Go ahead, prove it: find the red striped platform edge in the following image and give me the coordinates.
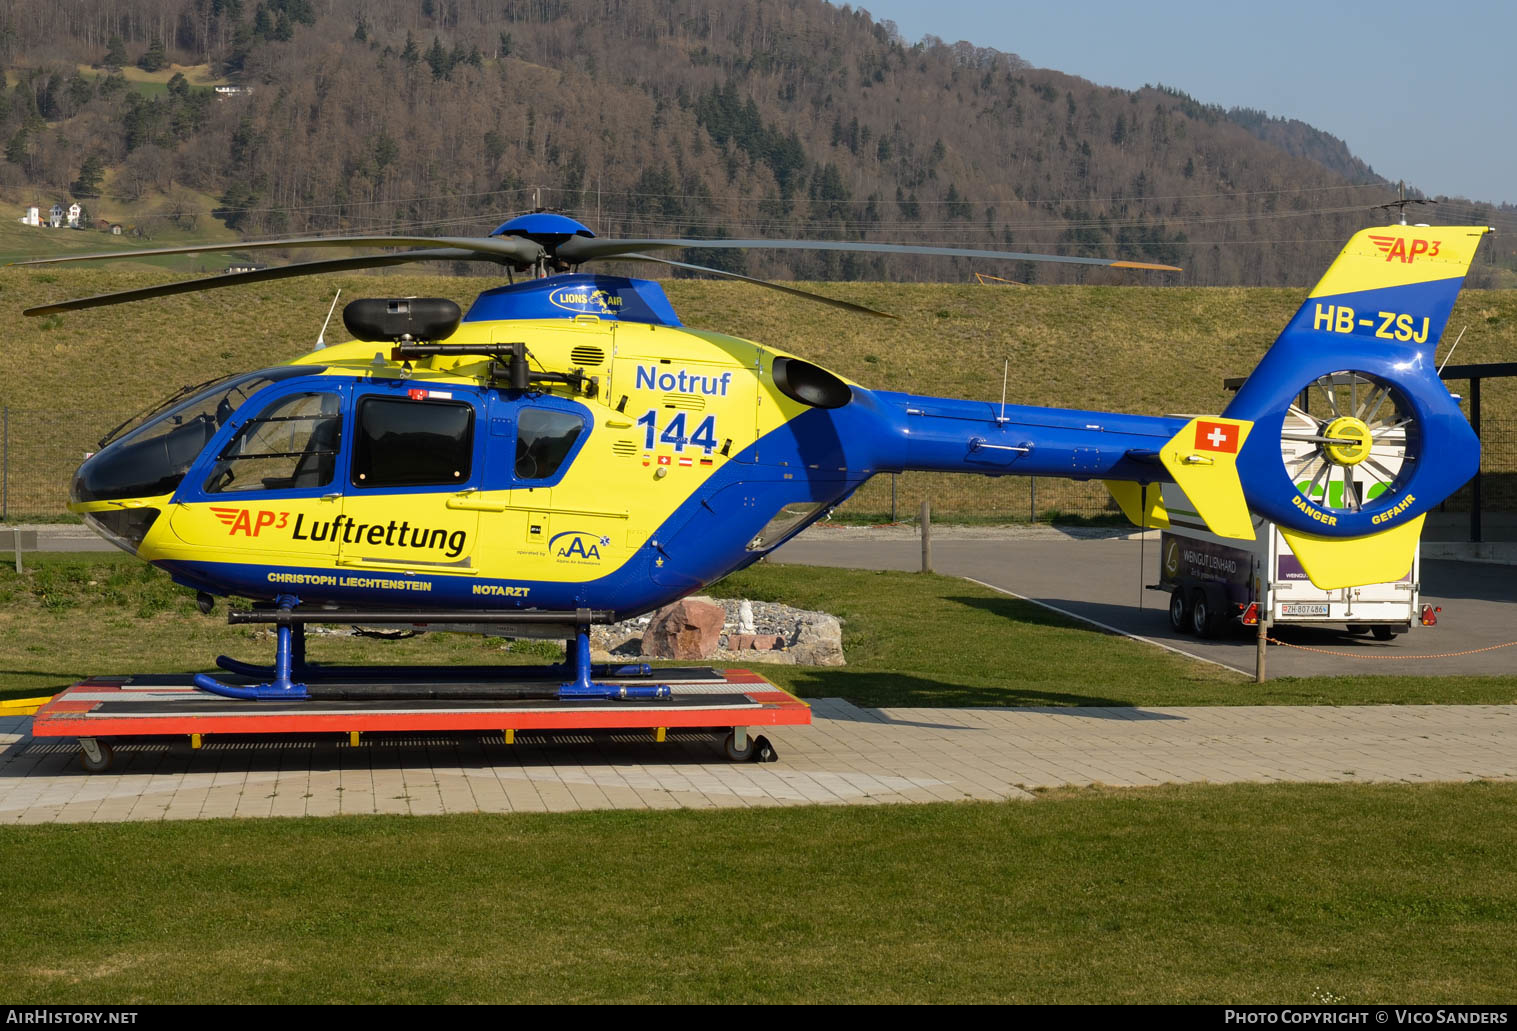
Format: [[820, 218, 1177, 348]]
[[29, 669, 811, 739]]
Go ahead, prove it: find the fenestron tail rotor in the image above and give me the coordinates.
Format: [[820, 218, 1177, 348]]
[[1280, 371, 1417, 515], [15, 211, 1181, 317]]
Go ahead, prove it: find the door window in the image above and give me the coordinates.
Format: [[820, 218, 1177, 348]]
[[352, 396, 474, 488]]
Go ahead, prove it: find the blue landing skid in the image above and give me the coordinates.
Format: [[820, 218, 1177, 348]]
[[193, 601, 670, 702], [194, 595, 309, 700], [558, 628, 670, 701], [213, 655, 655, 682]]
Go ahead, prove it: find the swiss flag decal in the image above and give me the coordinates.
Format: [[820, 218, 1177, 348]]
[[1194, 420, 1240, 454]]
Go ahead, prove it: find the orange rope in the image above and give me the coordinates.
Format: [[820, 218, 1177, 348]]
[[1264, 635, 1517, 660]]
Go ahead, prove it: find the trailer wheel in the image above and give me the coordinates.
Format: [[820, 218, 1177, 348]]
[[1190, 589, 1220, 638], [1169, 588, 1192, 633], [1371, 625, 1400, 641]]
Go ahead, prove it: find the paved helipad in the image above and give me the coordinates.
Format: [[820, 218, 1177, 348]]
[[2, 701, 1512, 824]]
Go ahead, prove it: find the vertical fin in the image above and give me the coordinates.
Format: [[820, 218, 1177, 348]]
[[1104, 480, 1170, 529], [1279, 516, 1423, 590]]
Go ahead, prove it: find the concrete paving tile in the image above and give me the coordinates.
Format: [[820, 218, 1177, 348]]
[[4, 701, 1517, 821]]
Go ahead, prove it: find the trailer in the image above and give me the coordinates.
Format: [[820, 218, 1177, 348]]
[[1152, 500, 1422, 639]]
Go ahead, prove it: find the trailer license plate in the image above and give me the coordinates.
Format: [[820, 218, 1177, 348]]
[[1282, 603, 1329, 616]]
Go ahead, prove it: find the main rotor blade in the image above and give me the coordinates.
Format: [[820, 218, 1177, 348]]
[[600, 253, 898, 318], [23, 248, 489, 316], [13, 234, 544, 268], [561, 236, 1183, 271]]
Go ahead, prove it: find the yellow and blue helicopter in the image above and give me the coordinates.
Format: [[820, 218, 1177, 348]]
[[20, 217, 1489, 699]]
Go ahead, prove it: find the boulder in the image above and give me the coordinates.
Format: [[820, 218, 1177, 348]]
[[789, 614, 845, 666], [640, 598, 726, 659]]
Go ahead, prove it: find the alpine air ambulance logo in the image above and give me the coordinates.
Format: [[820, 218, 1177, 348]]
[[1367, 235, 1441, 264], [1193, 421, 1240, 454], [549, 529, 612, 564]]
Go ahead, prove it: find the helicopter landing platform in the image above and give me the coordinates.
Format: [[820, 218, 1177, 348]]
[[30, 668, 809, 772]]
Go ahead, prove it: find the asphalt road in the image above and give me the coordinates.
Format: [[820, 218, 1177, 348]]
[[771, 526, 1517, 678]]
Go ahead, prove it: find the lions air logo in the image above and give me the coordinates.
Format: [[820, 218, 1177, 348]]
[[1367, 235, 1441, 264], [211, 506, 288, 537], [548, 286, 623, 316], [549, 529, 612, 563]]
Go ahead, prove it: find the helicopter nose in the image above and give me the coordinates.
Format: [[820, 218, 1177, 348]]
[[79, 506, 161, 555]]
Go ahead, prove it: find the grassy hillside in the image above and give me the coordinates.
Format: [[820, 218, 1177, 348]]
[[1, 267, 1513, 519], [0, 206, 243, 269]]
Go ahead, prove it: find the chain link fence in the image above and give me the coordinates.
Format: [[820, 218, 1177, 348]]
[[1, 408, 123, 522], [1427, 416, 1517, 542], [2, 406, 1513, 536]]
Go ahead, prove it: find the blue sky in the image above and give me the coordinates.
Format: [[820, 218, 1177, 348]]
[[851, 0, 1514, 206]]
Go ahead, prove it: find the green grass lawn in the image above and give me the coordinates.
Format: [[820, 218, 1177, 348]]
[[1, 782, 1513, 1003], [1, 554, 1513, 707], [1, 556, 1514, 1004]]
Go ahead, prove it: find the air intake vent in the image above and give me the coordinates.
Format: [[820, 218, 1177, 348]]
[[611, 440, 637, 456], [662, 393, 706, 411], [570, 346, 605, 366]]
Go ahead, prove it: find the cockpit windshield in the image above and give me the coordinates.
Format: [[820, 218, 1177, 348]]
[[72, 367, 318, 504]]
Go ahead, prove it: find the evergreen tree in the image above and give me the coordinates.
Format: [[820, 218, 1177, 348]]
[[138, 39, 167, 73], [5, 128, 27, 166], [72, 155, 105, 197], [103, 36, 127, 69], [426, 37, 448, 79]]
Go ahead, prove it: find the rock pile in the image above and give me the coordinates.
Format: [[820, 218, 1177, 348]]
[[588, 596, 844, 666]]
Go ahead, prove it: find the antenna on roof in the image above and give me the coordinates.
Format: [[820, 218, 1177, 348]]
[[315, 288, 341, 350]]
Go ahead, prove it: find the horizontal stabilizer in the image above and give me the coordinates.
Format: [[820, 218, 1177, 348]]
[[1279, 515, 1424, 590], [1104, 480, 1170, 529], [1158, 417, 1255, 541]]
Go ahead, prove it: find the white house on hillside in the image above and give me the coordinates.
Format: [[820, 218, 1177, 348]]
[[21, 206, 39, 226], [67, 203, 81, 227], [48, 204, 64, 228]]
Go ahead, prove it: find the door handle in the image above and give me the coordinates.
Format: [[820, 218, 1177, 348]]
[[446, 493, 507, 512]]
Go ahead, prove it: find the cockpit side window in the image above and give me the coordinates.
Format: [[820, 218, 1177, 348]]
[[515, 408, 584, 481], [205, 392, 342, 494], [71, 366, 318, 504]]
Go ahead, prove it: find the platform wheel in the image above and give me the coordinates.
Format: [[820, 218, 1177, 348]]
[[1169, 588, 1192, 634], [722, 732, 779, 763], [723, 731, 756, 762], [79, 738, 114, 774], [1371, 625, 1400, 641]]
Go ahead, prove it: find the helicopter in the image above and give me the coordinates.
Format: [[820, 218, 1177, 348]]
[[18, 216, 1489, 701]]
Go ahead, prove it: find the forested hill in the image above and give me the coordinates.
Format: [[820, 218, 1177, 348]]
[[1, 0, 1513, 286]]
